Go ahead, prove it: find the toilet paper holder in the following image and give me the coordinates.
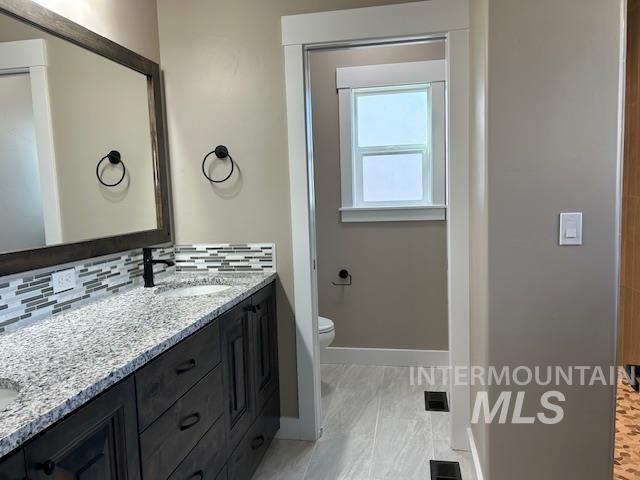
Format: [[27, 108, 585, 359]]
[[332, 269, 352, 286]]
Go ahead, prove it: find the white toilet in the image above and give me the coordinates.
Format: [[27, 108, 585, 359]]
[[318, 316, 335, 348]]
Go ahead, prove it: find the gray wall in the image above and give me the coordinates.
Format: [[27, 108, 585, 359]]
[[469, 0, 622, 478], [309, 43, 448, 351], [156, 0, 425, 418]]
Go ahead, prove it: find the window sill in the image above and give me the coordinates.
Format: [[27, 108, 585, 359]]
[[339, 205, 446, 223]]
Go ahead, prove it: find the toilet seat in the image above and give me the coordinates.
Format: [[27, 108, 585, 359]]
[[319, 316, 334, 334]]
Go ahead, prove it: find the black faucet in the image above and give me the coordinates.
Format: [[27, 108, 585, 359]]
[[143, 247, 175, 288]]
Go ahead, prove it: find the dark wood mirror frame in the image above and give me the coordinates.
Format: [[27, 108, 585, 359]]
[[0, 0, 172, 277]]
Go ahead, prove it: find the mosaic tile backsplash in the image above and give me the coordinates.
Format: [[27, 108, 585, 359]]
[[175, 243, 276, 272], [0, 247, 174, 333]]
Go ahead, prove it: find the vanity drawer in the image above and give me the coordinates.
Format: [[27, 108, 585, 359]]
[[168, 417, 226, 480], [228, 392, 280, 480], [136, 320, 221, 430], [0, 450, 26, 480], [140, 366, 224, 480]]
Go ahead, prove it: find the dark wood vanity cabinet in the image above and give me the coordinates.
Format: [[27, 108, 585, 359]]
[[136, 282, 279, 480], [0, 281, 279, 480], [24, 377, 140, 480]]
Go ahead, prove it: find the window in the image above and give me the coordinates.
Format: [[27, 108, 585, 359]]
[[337, 60, 446, 222]]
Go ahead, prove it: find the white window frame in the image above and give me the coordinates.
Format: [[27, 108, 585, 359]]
[[337, 59, 446, 222]]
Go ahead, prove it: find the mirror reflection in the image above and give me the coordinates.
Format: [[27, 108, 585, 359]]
[[0, 12, 158, 254]]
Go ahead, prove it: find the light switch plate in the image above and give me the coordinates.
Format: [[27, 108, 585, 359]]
[[559, 212, 583, 246], [52, 268, 76, 294]]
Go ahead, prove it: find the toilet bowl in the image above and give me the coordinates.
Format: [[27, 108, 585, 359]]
[[319, 316, 335, 348]]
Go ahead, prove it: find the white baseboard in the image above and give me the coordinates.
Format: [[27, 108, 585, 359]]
[[320, 347, 449, 366], [467, 427, 485, 480], [276, 416, 317, 441]]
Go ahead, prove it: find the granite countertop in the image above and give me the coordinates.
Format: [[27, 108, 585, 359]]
[[0, 271, 277, 457]]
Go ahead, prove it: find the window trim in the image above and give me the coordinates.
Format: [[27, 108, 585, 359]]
[[337, 59, 446, 222]]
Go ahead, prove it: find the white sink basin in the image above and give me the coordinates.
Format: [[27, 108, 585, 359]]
[[0, 384, 18, 411], [157, 284, 232, 298]]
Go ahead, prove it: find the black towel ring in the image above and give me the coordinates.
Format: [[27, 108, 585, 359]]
[[202, 145, 235, 183], [96, 150, 126, 187]]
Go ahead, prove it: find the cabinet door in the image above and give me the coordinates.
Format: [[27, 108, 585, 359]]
[[220, 299, 255, 452], [0, 450, 26, 480], [25, 377, 140, 480], [251, 284, 278, 414]]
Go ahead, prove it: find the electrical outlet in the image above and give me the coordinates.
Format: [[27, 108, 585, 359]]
[[52, 268, 76, 294]]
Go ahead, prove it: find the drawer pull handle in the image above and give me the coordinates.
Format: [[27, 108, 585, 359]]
[[250, 435, 265, 450], [188, 470, 204, 480], [180, 412, 201, 431], [176, 358, 197, 375], [36, 460, 56, 475], [244, 306, 257, 313]]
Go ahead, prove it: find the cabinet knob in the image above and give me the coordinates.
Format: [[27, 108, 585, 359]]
[[188, 471, 204, 480], [36, 459, 56, 475]]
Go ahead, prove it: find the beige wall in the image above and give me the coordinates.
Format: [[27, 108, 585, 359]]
[[157, 0, 424, 417], [468, 0, 622, 478], [309, 42, 448, 351], [32, 0, 160, 62], [0, 13, 158, 245]]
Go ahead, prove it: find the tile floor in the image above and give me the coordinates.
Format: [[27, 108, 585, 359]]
[[253, 364, 475, 480], [615, 373, 640, 480]]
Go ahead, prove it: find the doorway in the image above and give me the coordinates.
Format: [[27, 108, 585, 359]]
[[308, 39, 465, 478], [279, 0, 472, 458], [311, 41, 449, 367]]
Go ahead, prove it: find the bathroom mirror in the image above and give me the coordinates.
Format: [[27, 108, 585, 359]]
[[0, 1, 171, 276]]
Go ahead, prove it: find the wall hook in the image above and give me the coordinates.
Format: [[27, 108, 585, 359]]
[[96, 150, 126, 187], [202, 145, 235, 183], [332, 269, 352, 286]]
